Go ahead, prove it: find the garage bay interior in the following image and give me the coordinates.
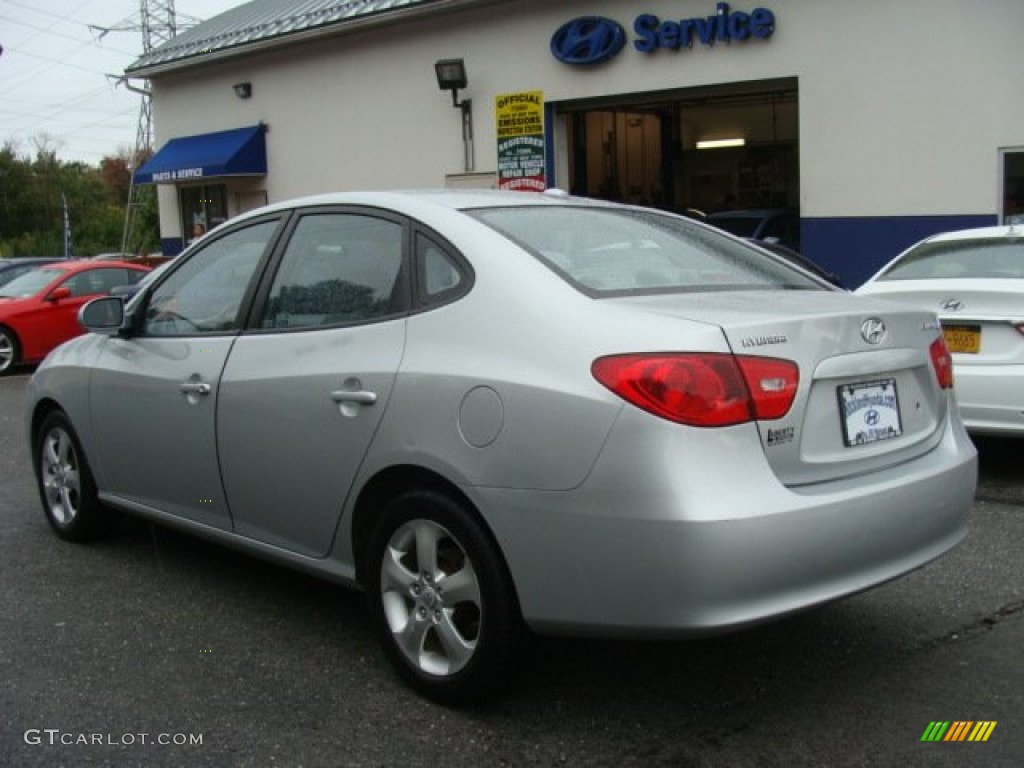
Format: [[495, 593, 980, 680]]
[[564, 78, 798, 218]]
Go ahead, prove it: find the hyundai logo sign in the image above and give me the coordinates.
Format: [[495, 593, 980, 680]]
[[550, 17, 626, 66], [552, 5, 776, 66]]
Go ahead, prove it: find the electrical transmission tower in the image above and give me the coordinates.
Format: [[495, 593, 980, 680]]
[[94, 2, 193, 255]]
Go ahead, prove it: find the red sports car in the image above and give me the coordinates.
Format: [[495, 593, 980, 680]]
[[0, 260, 150, 374]]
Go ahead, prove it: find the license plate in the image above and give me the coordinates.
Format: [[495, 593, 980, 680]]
[[942, 324, 981, 354], [838, 379, 902, 447]]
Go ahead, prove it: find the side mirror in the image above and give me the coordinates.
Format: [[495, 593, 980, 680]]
[[47, 286, 73, 302], [78, 296, 125, 336]]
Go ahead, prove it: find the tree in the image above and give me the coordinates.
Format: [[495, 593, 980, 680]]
[[0, 138, 158, 258]]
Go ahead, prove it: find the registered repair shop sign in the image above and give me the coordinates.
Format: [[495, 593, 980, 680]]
[[495, 91, 546, 192]]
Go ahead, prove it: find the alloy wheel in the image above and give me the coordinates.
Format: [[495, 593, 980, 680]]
[[379, 518, 483, 677], [40, 426, 82, 527]]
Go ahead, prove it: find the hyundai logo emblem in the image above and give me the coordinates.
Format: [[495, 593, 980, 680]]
[[860, 317, 887, 345], [942, 298, 964, 312], [550, 17, 626, 66]]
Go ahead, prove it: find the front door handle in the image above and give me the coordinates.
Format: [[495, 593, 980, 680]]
[[330, 390, 377, 405], [180, 381, 211, 396]]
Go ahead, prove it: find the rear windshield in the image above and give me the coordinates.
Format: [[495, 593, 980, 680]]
[[878, 240, 1024, 281], [468, 206, 822, 296]]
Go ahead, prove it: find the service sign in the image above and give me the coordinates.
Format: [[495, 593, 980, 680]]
[[496, 91, 546, 192], [550, 3, 775, 66]]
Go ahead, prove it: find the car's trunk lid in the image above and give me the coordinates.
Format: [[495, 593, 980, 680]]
[[611, 290, 951, 486], [857, 280, 1024, 366]]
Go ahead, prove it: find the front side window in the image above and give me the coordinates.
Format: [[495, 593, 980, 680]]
[[145, 220, 277, 335], [61, 268, 144, 297], [470, 206, 821, 296], [261, 213, 404, 329]]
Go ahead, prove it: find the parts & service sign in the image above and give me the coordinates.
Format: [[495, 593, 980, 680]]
[[496, 91, 546, 192]]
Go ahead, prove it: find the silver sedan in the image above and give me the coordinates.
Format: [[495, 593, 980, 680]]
[[27, 190, 977, 703], [856, 225, 1024, 435]]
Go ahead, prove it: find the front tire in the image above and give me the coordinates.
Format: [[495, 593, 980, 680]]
[[0, 326, 19, 375], [34, 411, 110, 541], [365, 490, 521, 704]]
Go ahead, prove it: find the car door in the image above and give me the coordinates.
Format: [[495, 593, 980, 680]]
[[216, 209, 409, 557], [87, 219, 282, 529]]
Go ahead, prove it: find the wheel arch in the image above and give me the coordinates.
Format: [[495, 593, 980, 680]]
[[29, 398, 65, 458], [350, 464, 518, 608]]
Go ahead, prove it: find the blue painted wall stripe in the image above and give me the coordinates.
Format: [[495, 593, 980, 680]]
[[161, 237, 185, 257], [802, 214, 996, 289]]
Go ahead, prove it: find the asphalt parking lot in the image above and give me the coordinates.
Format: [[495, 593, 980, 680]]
[[1, 371, 1021, 767]]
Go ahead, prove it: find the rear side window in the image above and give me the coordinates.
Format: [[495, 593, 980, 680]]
[[415, 231, 469, 307], [878, 240, 1024, 280], [470, 206, 820, 296], [261, 213, 405, 329]]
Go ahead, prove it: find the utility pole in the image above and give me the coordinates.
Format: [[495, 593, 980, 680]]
[[62, 194, 73, 259], [93, 2, 187, 256]]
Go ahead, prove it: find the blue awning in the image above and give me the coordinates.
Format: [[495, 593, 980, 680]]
[[134, 124, 267, 185]]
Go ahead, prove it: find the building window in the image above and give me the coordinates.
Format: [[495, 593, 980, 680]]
[[180, 184, 228, 246], [1001, 148, 1024, 225]]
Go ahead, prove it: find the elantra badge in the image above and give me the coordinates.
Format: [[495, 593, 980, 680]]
[[860, 317, 887, 345]]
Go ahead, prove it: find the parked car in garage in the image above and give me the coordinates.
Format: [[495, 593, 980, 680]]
[[746, 239, 844, 288], [0, 260, 150, 374], [706, 208, 801, 252], [0, 257, 62, 290], [856, 224, 1024, 435], [27, 190, 976, 703]]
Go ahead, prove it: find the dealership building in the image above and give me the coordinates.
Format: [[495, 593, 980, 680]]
[[127, 0, 1024, 286]]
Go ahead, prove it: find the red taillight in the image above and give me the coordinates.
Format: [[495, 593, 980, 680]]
[[929, 337, 954, 389], [592, 353, 799, 427]]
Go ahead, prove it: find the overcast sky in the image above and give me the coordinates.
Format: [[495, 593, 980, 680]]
[[1, 0, 243, 165]]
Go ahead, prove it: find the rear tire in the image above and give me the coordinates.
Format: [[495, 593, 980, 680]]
[[34, 411, 110, 541], [364, 489, 521, 704]]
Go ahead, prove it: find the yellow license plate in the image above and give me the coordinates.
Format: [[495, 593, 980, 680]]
[[942, 325, 981, 354]]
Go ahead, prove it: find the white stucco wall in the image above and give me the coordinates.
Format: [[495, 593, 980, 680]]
[[149, 0, 1024, 238]]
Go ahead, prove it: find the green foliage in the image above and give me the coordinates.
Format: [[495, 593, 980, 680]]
[[0, 143, 157, 258]]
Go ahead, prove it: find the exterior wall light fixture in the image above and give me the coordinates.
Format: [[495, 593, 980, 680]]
[[435, 58, 474, 172], [233, 82, 253, 99]]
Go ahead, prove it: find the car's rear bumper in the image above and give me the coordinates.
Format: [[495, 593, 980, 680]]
[[474, 407, 977, 637]]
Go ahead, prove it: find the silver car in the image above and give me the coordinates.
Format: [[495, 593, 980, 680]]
[[855, 225, 1024, 435], [27, 190, 977, 703]]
